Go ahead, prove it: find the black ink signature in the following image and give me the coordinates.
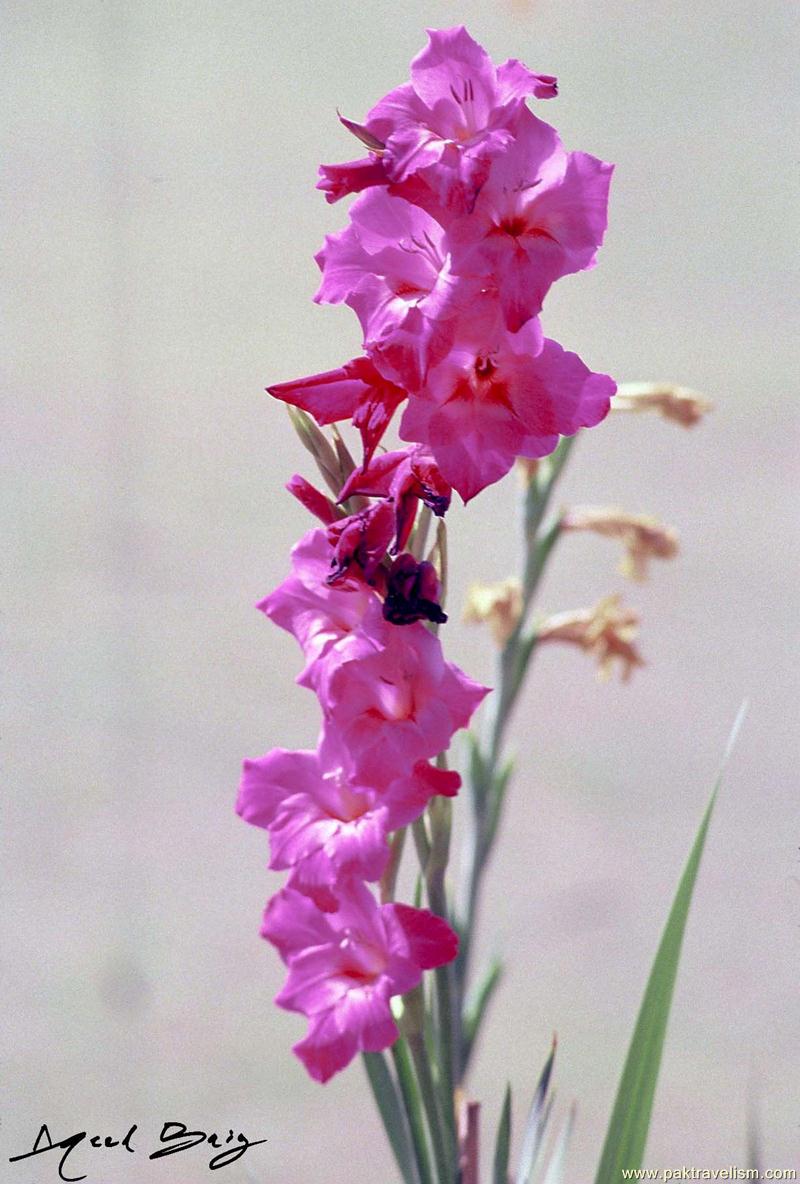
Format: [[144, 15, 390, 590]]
[[149, 1122, 268, 1170], [8, 1121, 267, 1180], [8, 1123, 137, 1182]]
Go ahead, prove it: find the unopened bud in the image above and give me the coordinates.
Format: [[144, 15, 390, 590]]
[[285, 406, 343, 496], [337, 111, 386, 153]]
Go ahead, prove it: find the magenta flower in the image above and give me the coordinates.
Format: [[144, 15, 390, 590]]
[[449, 109, 613, 330], [315, 190, 478, 388], [267, 356, 407, 466], [316, 615, 488, 784], [399, 300, 616, 501], [262, 880, 458, 1081], [339, 444, 452, 554], [259, 528, 384, 688], [318, 26, 556, 212], [237, 744, 460, 910]]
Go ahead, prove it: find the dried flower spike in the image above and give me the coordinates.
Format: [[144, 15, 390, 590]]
[[463, 578, 523, 646], [613, 382, 712, 428], [537, 594, 644, 681], [562, 505, 679, 581]]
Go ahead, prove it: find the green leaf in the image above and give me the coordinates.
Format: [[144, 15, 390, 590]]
[[493, 1084, 512, 1184], [392, 1038, 434, 1184], [462, 957, 503, 1070], [594, 704, 747, 1183], [362, 1051, 419, 1184], [466, 732, 489, 801], [485, 758, 515, 854]]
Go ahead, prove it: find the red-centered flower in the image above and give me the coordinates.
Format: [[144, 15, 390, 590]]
[[399, 299, 615, 501], [262, 881, 458, 1081], [449, 108, 613, 331]]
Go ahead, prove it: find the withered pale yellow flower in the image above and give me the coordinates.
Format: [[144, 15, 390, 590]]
[[463, 578, 523, 646], [537, 595, 644, 681], [612, 382, 713, 427], [562, 505, 679, 581]]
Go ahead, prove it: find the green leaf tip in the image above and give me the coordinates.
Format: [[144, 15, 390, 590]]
[[593, 704, 747, 1183]]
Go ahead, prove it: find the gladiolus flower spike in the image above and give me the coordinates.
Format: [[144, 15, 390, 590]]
[[243, 24, 618, 1087]]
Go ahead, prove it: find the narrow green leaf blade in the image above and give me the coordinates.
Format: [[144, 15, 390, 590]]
[[362, 1050, 419, 1184], [462, 957, 503, 1071], [493, 1084, 512, 1184], [594, 704, 747, 1183]]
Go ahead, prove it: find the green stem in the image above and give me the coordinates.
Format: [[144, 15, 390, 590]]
[[381, 827, 407, 903], [455, 436, 578, 1080], [414, 796, 458, 1175], [407, 1028, 456, 1184], [392, 1038, 435, 1184]]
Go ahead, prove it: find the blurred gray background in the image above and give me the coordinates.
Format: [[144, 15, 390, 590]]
[[4, 1, 799, 1180]]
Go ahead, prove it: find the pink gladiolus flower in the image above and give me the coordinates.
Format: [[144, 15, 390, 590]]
[[259, 528, 384, 687], [339, 444, 452, 554], [267, 357, 407, 466], [449, 109, 613, 331], [317, 615, 488, 784], [262, 881, 459, 1081], [318, 27, 556, 211], [314, 190, 475, 385], [399, 300, 616, 501], [237, 745, 460, 910]]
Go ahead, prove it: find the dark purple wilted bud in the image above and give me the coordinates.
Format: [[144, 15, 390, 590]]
[[383, 555, 447, 626], [326, 499, 395, 586]]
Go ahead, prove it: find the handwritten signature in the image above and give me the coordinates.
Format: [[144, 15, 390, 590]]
[[8, 1121, 268, 1180]]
